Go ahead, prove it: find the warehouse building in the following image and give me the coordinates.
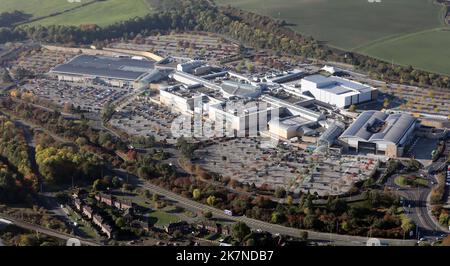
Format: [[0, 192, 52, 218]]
[[50, 54, 155, 89], [339, 111, 419, 157], [300, 75, 378, 108]]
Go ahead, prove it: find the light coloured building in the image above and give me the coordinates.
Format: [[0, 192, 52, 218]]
[[160, 85, 222, 115], [209, 99, 279, 136], [300, 75, 378, 108], [268, 116, 317, 140], [339, 111, 418, 157], [176, 60, 204, 73]]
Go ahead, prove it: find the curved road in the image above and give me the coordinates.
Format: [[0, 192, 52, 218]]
[[386, 173, 449, 239]]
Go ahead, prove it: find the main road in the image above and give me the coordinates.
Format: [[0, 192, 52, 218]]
[[117, 169, 416, 246]]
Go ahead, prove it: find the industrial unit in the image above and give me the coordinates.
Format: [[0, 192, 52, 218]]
[[339, 111, 419, 157], [50, 54, 157, 89], [299, 75, 378, 108]]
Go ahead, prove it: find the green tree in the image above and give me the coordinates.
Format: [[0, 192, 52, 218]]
[[206, 195, 216, 206], [152, 193, 159, 202], [203, 211, 213, 219], [401, 216, 414, 235], [92, 179, 102, 192], [383, 98, 390, 109], [231, 222, 251, 242], [115, 217, 126, 229], [274, 187, 286, 198], [192, 188, 201, 200]]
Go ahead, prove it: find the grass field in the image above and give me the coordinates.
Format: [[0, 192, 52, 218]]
[[217, 0, 450, 75], [394, 176, 429, 187], [0, 0, 153, 27], [0, 0, 83, 18], [356, 28, 450, 75], [148, 210, 180, 227]]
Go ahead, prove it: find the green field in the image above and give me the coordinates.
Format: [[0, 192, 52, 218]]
[[0, 0, 83, 18], [217, 0, 450, 75], [0, 0, 153, 27], [148, 210, 180, 227], [357, 28, 450, 75]]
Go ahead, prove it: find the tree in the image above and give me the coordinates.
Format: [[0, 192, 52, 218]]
[[115, 217, 126, 229], [75, 137, 88, 146], [92, 179, 102, 192], [206, 195, 216, 206], [271, 211, 285, 224], [177, 136, 195, 159], [274, 187, 286, 198], [383, 98, 390, 109], [348, 105, 356, 112], [203, 211, 213, 219], [286, 195, 293, 205], [192, 188, 201, 200], [231, 222, 251, 242], [101, 103, 115, 122], [18, 234, 38, 246], [304, 214, 318, 229], [401, 216, 414, 236], [112, 176, 121, 188], [152, 193, 159, 202], [172, 229, 183, 239]]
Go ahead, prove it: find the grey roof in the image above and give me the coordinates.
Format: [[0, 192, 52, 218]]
[[139, 69, 169, 83], [318, 123, 344, 146], [51, 54, 154, 81], [340, 111, 416, 144], [327, 86, 352, 95], [262, 95, 324, 121], [221, 81, 261, 98], [303, 75, 332, 85]]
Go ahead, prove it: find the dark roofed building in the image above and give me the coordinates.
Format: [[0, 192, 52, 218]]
[[165, 221, 190, 234], [339, 111, 418, 157], [50, 54, 154, 88]]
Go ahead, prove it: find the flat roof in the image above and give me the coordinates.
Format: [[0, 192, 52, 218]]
[[221, 81, 261, 98], [51, 54, 154, 81], [302, 74, 372, 95]]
